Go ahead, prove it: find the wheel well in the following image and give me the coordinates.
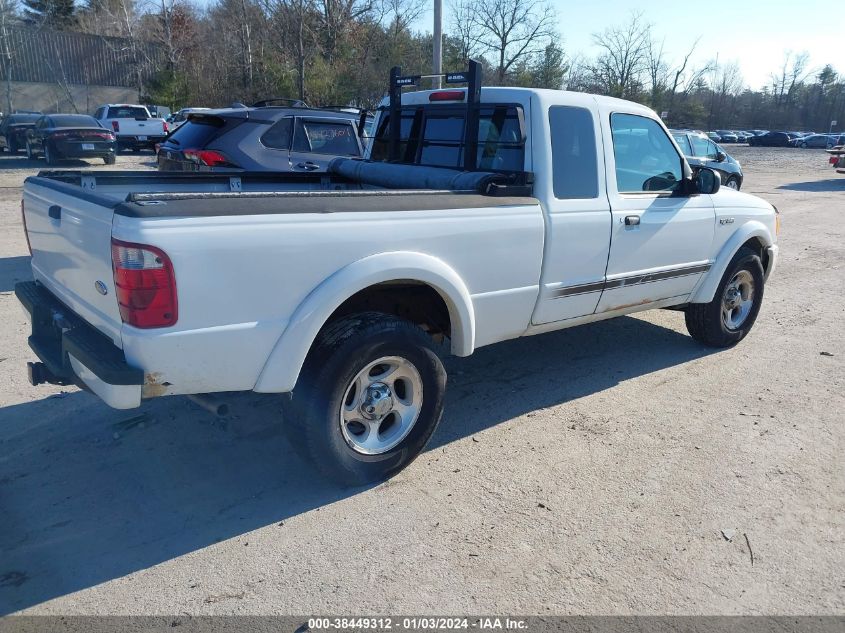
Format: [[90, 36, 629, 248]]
[[742, 237, 769, 272], [327, 281, 452, 343]]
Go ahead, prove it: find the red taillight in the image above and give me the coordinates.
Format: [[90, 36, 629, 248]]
[[163, 121, 169, 134], [89, 131, 114, 140], [51, 131, 71, 138], [21, 199, 32, 256], [111, 238, 177, 328], [831, 157, 838, 165], [111, 120, 120, 132], [183, 149, 237, 167], [429, 90, 465, 102]]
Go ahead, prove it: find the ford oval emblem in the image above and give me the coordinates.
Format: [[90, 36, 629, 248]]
[[95, 280, 108, 296]]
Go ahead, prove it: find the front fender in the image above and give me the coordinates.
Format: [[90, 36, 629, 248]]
[[690, 221, 774, 304], [253, 251, 475, 393]]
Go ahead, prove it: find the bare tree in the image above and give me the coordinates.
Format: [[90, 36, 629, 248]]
[[591, 11, 651, 98], [464, 0, 556, 83], [448, 0, 480, 63], [0, 0, 16, 114]]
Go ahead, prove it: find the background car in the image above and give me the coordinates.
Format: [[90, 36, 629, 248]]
[[25, 114, 116, 165], [167, 107, 212, 132], [157, 105, 363, 172], [747, 131, 796, 147], [789, 134, 834, 148], [715, 130, 739, 143], [671, 129, 743, 189], [706, 131, 721, 142], [0, 113, 41, 153]]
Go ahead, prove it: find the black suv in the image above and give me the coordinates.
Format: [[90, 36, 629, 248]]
[[157, 105, 364, 172]]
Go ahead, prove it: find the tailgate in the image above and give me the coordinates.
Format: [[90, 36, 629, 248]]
[[23, 178, 124, 346], [117, 119, 165, 137]]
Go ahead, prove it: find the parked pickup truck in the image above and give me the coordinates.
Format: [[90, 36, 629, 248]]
[[17, 65, 780, 485], [93, 104, 168, 151]]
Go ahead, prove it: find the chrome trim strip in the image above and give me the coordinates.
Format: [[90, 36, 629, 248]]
[[551, 263, 711, 299]]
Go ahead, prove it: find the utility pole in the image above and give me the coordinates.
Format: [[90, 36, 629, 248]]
[[433, 0, 442, 88]]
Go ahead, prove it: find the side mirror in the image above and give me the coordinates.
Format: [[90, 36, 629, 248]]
[[716, 151, 727, 162], [695, 167, 721, 195]]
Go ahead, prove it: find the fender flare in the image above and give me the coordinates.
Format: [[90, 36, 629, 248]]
[[253, 251, 476, 393], [690, 221, 774, 304]]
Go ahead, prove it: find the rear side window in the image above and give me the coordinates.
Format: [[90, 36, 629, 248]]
[[292, 120, 359, 156], [166, 118, 225, 148], [611, 113, 682, 193], [107, 106, 149, 119], [260, 118, 293, 150], [549, 106, 598, 199], [690, 135, 710, 157], [671, 132, 692, 155]]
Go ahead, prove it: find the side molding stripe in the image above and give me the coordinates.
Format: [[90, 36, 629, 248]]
[[551, 263, 711, 300]]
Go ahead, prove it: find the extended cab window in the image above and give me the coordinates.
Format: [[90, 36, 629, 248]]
[[292, 120, 360, 156], [611, 113, 682, 193], [549, 106, 598, 199]]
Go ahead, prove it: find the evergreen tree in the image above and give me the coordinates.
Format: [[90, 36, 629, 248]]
[[23, 0, 77, 29]]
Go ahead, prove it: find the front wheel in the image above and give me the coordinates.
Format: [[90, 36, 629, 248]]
[[685, 247, 765, 347], [282, 312, 446, 486], [725, 176, 741, 190]]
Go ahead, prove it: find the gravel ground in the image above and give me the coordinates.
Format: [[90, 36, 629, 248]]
[[0, 146, 842, 616]]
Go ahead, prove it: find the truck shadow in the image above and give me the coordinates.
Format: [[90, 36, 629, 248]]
[[0, 314, 715, 613], [0, 256, 32, 292], [777, 178, 845, 192]]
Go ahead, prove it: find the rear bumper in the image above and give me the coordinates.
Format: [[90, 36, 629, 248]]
[[117, 135, 166, 150], [15, 281, 143, 409]]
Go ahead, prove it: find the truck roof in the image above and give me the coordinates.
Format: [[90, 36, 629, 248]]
[[383, 86, 656, 118]]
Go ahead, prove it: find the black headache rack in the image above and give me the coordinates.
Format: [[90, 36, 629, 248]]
[[385, 60, 532, 194]]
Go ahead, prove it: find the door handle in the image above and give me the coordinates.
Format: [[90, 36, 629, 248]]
[[624, 215, 640, 226], [48, 205, 61, 220], [296, 162, 319, 171]]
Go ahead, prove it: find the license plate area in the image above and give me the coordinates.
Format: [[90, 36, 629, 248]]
[[137, 135, 147, 141], [82, 143, 95, 150]]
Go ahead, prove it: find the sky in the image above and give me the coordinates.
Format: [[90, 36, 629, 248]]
[[411, 0, 841, 91]]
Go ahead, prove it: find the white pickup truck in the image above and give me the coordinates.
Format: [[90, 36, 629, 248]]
[[93, 104, 169, 151], [17, 66, 779, 484]]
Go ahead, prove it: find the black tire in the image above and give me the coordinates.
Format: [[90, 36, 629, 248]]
[[725, 176, 741, 190], [25, 142, 34, 160], [282, 311, 447, 486], [8, 138, 18, 154], [44, 143, 57, 166], [104, 153, 116, 165], [800, 142, 807, 148], [685, 247, 764, 347]]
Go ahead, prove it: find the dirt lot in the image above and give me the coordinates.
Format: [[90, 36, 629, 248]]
[[0, 147, 842, 616]]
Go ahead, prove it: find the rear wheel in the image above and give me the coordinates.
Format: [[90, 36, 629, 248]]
[[725, 176, 741, 190], [685, 247, 764, 347], [103, 153, 116, 165], [44, 143, 58, 166], [800, 142, 808, 148], [282, 312, 446, 486]]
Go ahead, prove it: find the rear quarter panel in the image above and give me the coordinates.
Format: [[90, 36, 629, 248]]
[[114, 201, 545, 396]]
